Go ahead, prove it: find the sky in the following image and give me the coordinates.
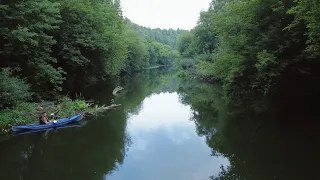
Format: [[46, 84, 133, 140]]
[[121, 0, 212, 30]]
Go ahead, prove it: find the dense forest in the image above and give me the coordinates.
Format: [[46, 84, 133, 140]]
[[2, 0, 320, 131], [128, 21, 188, 49], [0, 0, 182, 109], [178, 0, 320, 103], [124, 19, 182, 72]]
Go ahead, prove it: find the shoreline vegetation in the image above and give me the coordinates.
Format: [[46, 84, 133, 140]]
[[0, 0, 184, 135], [176, 58, 222, 84], [0, 87, 123, 134], [176, 0, 320, 103]]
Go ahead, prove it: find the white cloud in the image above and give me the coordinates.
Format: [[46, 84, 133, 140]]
[[106, 92, 230, 180], [121, 0, 212, 30], [127, 92, 193, 132]]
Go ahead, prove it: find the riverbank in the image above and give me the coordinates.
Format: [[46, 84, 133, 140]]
[[0, 97, 102, 134]]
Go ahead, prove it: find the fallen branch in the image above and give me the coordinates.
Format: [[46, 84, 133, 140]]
[[103, 104, 121, 109], [80, 104, 122, 117], [112, 86, 124, 96]]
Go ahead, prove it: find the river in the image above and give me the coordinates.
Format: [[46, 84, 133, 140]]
[[1, 67, 320, 180]]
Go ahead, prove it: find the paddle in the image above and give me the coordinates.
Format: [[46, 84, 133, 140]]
[[50, 113, 57, 124]]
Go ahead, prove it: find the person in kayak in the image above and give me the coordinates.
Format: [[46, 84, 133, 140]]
[[39, 112, 50, 125]]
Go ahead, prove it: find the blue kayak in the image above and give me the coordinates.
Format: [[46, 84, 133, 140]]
[[11, 114, 83, 132], [13, 123, 83, 136]]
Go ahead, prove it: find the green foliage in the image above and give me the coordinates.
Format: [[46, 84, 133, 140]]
[[54, 0, 127, 79], [0, 68, 33, 107], [288, 0, 320, 57], [56, 97, 89, 118], [127, 20, 188, 49], [149, 41, 179, 65], [255, 50, 277, 73], [123, 28, 150, 72], [0, 0, 136, 102], [191, 10, 218, 54], [0, 103, 35, 133], [177, 71, 189, 80], [0, 97, 100, 133], [125, 19, 184, 68], [0, 0, 187, 130], [177, 32, 196, 57], [178, 0, 320, 101], [0, 0, 64, 97], [195, 61, 217, 77], [180, 58, 196, 70], [177, 8, 218, 57]]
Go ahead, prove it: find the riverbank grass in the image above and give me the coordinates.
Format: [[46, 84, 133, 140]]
[[0, 98, 99, 134], [0, 103, 34, 133]]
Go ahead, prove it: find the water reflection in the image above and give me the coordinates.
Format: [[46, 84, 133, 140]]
[[178, 80, 320, 180], [0, 111, 129, 180], [128, 92, 192, 132], [3, 67, 318, 180], [107, 92, 229, 180]]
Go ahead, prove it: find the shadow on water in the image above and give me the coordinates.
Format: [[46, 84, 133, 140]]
[[0, 106, 130, 180], [178, 78, 320, 180]]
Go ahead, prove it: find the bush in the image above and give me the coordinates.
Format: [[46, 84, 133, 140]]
[[0, 103, 35, 133], [195, 61, 216, 77], [177, 71, 189, 80], [55, 97, 95, 118], [195, 53, 213, 62], [0, 68, 33, 107], [180, 58, 196, 70]]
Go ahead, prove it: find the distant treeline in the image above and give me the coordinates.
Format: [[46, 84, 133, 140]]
[[128, 21, 188, 49]]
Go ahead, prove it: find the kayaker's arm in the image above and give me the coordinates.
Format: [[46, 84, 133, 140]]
[[42, 119, 49, 124]]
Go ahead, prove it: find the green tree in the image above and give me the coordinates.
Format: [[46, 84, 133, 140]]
[[150, 41, 178, 65], [54, 0, 127, 84], [177, 32, 195, 57], [192, 10, 218, 55], [123, 28, 150, 72], [0, 0, 64, 98], [288, 0, 320, 57], [0, 68, 32, 107], [178, 0, 320, 102], [0, 0, 186, 110], [126, 20, 188, 49]]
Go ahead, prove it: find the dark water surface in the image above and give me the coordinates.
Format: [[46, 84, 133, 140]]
[[1, 68, 320, 180]]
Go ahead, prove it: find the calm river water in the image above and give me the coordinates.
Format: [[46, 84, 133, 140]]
[[1, 68, 320, 180]]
